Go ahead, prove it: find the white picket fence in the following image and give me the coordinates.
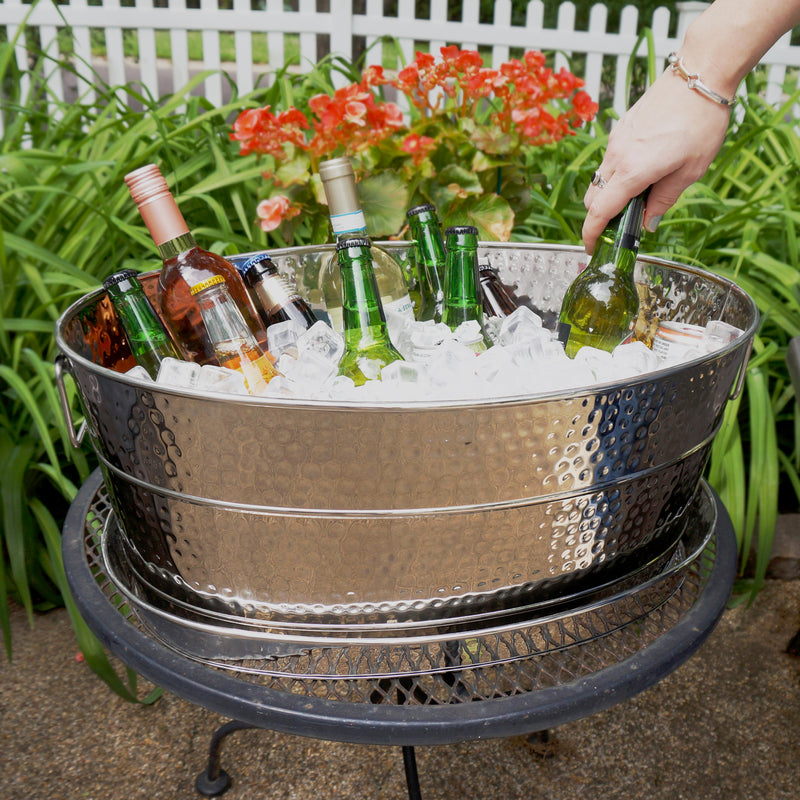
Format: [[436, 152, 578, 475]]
[[3, 0, 800, 127]]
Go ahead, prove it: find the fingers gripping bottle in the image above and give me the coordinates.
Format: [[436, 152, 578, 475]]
[[557, 192, 647, 358]]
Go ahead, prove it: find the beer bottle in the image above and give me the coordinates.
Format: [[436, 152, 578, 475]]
[[336, 238, 404, 386], [317, 156, 413, 332], [189, 276, 280, 395], [406, 203, 445, 322], [556, 193, 646, 358], [240, 252, 318, 330], [479, 262, 519, 317], [103, 269, 181, 379], [442, 226, 492, 353]]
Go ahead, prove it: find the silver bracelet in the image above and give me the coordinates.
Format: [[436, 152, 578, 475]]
[[667, 52, 737, 108]]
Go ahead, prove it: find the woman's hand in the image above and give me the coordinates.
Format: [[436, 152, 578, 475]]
[[582, 68, 732, 253]]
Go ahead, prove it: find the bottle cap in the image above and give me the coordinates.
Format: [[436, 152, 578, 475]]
[[239, 253, 277, 284], [445, 225, 479, 236], [406, 204, 436, 218], [102, 269, 140, 290], [336, 237, 371, 251], [318, 156, 361, 217], [190, 275, 226, 295], [124, 164, 171, 207], [318, 157, 355, 182]]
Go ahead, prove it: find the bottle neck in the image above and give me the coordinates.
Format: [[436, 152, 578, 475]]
[[135, 191, 195, 258], [339, 248, 390, 345], [592, 194, 646, 273], [195, 284, 258, 348], [443, 242, 483, 325], [409, 215, 446, 267]]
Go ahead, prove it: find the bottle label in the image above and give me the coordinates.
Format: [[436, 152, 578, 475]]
[[331, 210, 367, 235], [383, 294, 415, 319], [556, 321, 570, 348], [259, 274, 302, 315]]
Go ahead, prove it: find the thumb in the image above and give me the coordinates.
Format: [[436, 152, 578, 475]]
[[643, 178, 687, 233]]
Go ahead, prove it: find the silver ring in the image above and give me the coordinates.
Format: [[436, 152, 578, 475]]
[[591, 171, 608, 189]]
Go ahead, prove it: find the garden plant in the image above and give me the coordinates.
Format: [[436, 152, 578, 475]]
[[1, 20, 799, 699]]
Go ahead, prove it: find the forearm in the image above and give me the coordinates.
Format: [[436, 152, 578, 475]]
[[679, 0, 800, 96]]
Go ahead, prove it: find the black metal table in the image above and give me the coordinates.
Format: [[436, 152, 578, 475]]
[[62, 468, 737, 798]]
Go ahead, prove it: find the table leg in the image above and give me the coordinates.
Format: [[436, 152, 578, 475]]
[[402, 745, 422, 800], [195, 719, 259, 797]]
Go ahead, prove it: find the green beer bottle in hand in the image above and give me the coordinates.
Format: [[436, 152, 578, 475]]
[[336, 238, 404, 386], [557, 192, 647, 358]]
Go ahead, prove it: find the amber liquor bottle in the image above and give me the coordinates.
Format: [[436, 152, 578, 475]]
[[124, 163, 268, 364], [479, 262, 519, 317]]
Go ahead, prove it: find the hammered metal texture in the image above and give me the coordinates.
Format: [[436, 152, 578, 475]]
[[80, 479, 717, 705], [56, 244, 756, 620]]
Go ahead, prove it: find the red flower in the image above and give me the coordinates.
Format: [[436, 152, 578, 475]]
[[401, 133, 436, 165], [230, 105, 309, 158], [256, 195, 301, 232]]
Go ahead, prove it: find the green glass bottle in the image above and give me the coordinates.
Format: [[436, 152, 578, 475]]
[[556, 193, 647, 358], [442, 225, 492, 353], [406, 203, 446, 322], [336, 237, 404, 386], [102, 269, 181, 378], [317, 156, 413, 333]]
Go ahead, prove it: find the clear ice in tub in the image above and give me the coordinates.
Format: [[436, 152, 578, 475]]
[[156, 357, 201, 389], [297, 320, 345, 365], [196, 364, 249, 396], [267, 319, 307, 359], [125, 365, 153, 382]]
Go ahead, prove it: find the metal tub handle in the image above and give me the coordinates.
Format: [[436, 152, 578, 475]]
[[55, 355, 86, 448], [728, 337, 754, 401]]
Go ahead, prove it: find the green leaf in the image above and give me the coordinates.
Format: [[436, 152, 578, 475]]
[[358, 171, 409, 237]]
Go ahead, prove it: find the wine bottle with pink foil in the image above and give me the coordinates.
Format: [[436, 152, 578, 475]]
[[124, 164, 268, 365]]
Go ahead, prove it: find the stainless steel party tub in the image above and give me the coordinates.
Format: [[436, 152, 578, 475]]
[[54, 243, 756, 625]]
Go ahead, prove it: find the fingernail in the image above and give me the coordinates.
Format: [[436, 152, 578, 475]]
[[645, 215, 661, 233]]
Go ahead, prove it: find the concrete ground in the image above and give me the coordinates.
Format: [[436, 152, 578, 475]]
[[1, 562, 799, 800]]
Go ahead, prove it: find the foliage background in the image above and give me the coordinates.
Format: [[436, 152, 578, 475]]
[[2, 1, 799, 696]]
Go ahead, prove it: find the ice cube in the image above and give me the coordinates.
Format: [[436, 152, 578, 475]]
[[267, 319, 307, 359], [297, 320, 345, 365], [498, 306, 544, 346], [197, 364, 248, 395], [258, 375, 296, 398], [385, 309, 413, 345], [281, 349, 339, 391], [612, 341, 660, 377], [321, 375, 358, 401], [125, 365, 153, 382], [483, 315, 503, 344], [702, 320, 742, 353], [473, 345, 513, 383], [155, 357, 201, 389]]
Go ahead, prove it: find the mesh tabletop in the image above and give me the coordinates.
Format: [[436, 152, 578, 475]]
[[62, 468, 736, 747]]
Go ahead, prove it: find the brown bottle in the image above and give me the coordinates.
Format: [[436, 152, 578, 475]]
[[124, 164, 268, 364], [240, 253, 318, 330], [479, 262, 519, 318]]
